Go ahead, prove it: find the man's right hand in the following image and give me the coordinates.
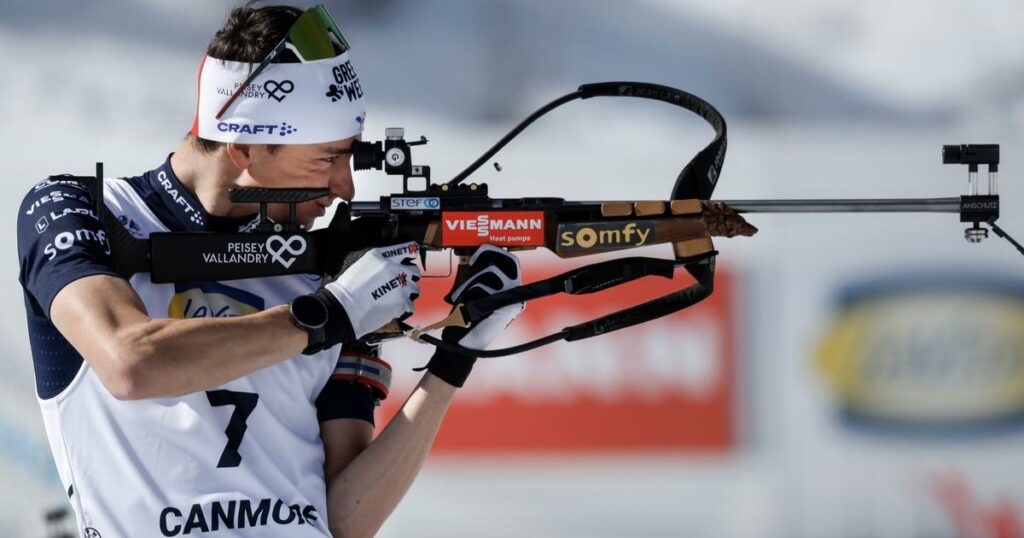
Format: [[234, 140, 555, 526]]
[[299, 242, 421, 352]]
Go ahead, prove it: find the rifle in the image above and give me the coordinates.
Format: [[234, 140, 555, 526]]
[[88, 82, 1021, 358]]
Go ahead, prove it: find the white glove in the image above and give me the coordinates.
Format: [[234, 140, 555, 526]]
[[326, 242, 421, 339], [423, 245, 525, 387], [447, 244, 525, 350]]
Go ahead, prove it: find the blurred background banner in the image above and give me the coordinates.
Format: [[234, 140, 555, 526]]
[[816, 273, 1024, 430], [4, 0, 1024, 537]]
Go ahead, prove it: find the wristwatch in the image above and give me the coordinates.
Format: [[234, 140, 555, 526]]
[[288, 295, 329, 354]]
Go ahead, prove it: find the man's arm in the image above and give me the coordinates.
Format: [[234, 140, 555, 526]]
[[323, 245, 525, 538], [50, 274, 308, 400], [20, 178, 314, 400], [46, 223, 419, 401], [324, 374, 456, 538], [321, 419, 374, 482]]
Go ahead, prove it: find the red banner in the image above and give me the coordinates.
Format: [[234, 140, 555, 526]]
[[377, 250, 737, 453]]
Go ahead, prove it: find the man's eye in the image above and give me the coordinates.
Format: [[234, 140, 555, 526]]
[[321, 156, 339, 164]]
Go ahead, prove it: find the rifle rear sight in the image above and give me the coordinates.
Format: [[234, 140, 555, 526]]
[[352, 127, 435, 195]]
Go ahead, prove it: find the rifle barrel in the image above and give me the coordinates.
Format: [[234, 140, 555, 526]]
[[717, 197, 961, 214]]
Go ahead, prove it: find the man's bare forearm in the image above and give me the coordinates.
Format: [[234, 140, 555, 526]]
[[52, 275, 313, 400], [120, 305, 309, 398], [325, 373, 457, 538]]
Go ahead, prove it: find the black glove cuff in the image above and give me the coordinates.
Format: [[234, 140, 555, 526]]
[[424, 347, 477, 388], [303, 290, 357, 354]]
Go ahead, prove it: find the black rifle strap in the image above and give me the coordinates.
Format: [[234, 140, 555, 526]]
[[414, 253, 715, 358], [459, 257, 677, 323]]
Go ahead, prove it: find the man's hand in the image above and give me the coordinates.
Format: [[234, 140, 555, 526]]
[[298, 242, 421, 353], [424, 244, 525, 387]]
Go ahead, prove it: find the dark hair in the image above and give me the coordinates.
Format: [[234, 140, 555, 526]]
[[188, 1, 302, 153]]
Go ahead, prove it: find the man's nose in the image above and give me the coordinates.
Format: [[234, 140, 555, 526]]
[[328, 169, 355, 202]]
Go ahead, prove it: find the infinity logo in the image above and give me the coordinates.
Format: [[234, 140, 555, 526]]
[[266, 235, 307, 268], [264, 79, 294, 102]]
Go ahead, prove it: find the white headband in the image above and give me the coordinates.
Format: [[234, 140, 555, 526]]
[[191, 52, 366, 144]]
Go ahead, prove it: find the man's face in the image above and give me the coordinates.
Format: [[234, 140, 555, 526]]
[[235, 137, 356, 228]]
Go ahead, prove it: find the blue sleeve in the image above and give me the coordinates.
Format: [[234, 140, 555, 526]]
[[17, 176, 123, 317]]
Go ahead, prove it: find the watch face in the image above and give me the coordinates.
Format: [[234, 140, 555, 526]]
[[292, 295, 328, 329]]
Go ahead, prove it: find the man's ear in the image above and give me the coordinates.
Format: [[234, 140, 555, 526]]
[[225, 143, 253, 170]]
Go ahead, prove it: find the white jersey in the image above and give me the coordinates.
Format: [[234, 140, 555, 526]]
[[18, 159, 372, 537]]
